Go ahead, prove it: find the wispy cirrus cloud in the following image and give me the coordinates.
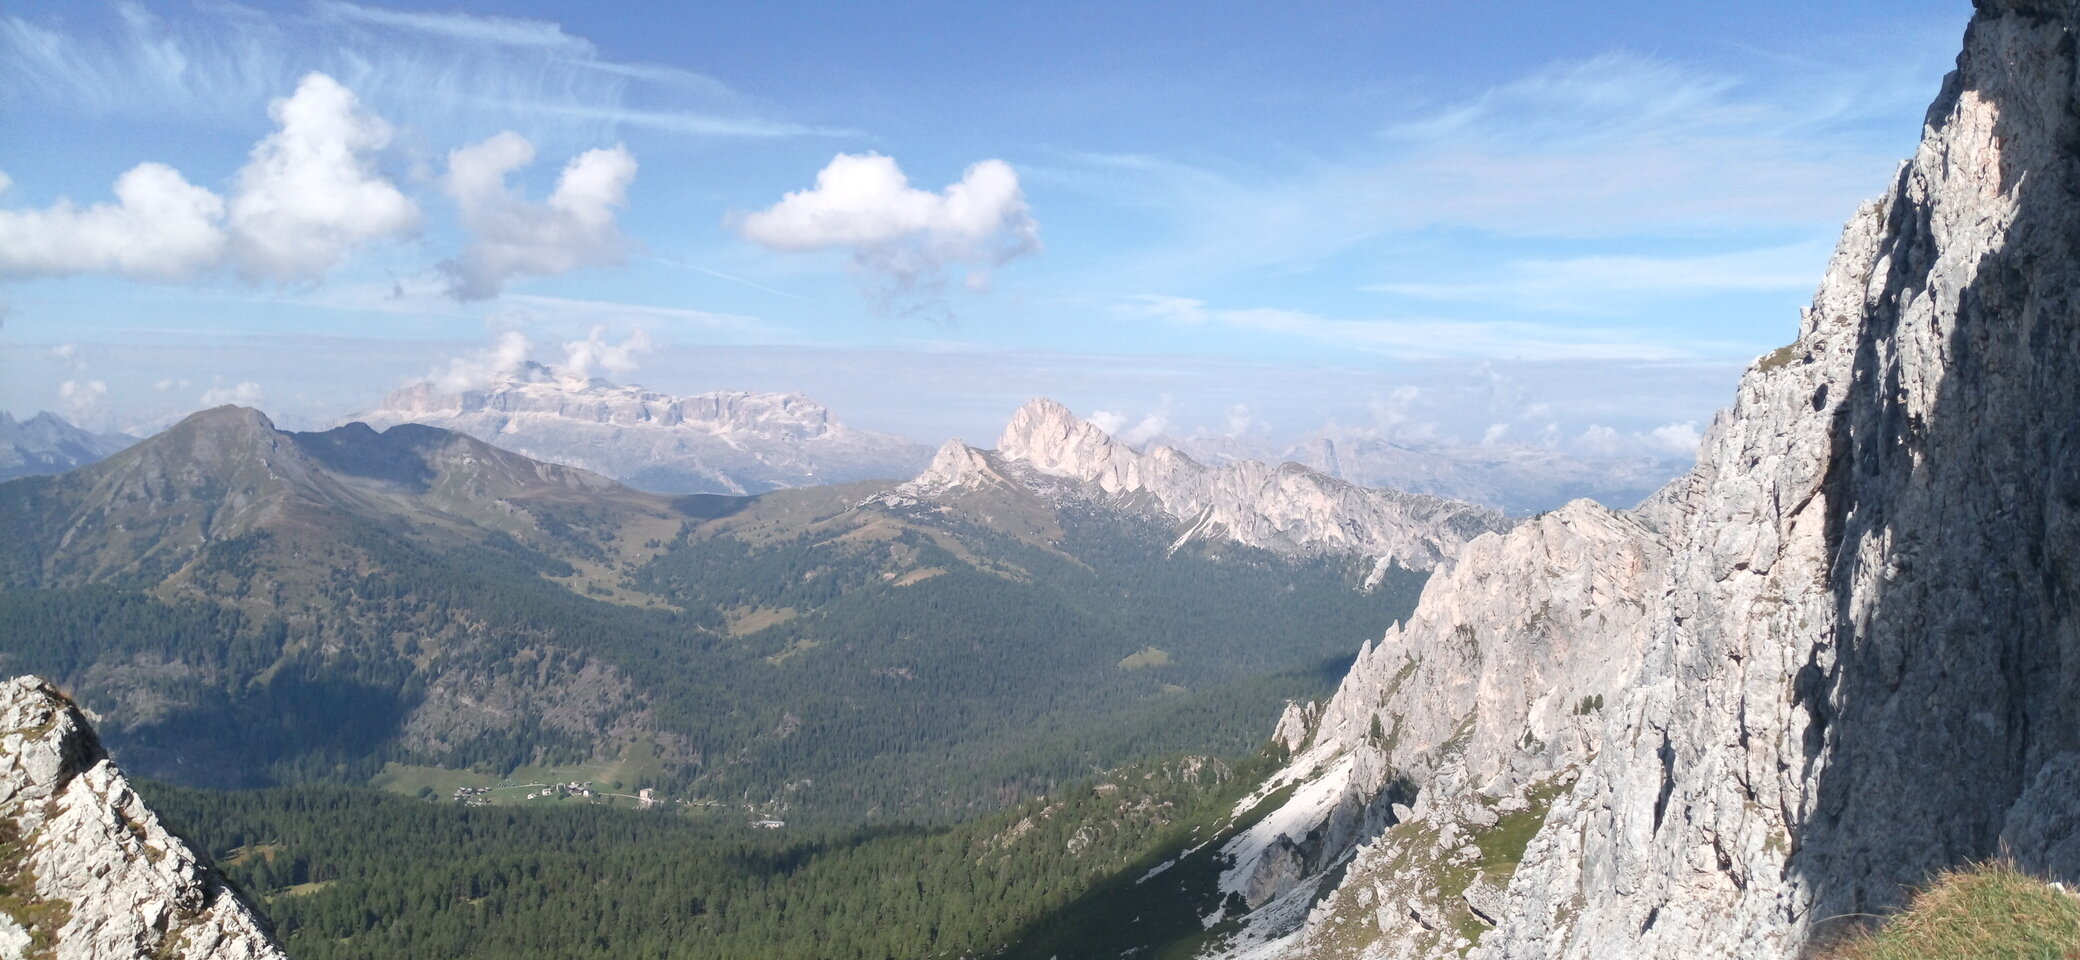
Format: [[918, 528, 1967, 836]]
[[1113, 294, 1746, 362], [0, 2, 846, 143], [1366, 240, 1835, 314], [1052, 46, 1947, 289]]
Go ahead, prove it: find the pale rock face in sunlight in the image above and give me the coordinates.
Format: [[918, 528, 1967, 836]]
[[0, 677, 287, 960], [890, 396, 1507, 571], [351, 360, 930, 495], [1174, 4, 2080, 957]]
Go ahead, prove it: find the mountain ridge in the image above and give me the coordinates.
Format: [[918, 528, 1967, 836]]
[[350, 362, 932, 495], [0, 410, 133, 483], [889, 397, 1507, 573]]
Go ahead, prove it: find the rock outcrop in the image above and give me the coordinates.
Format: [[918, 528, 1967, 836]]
[[352, 363, 931, 495], [0, 676, 286, 959], [1196, 501, 1669, 958], [1180, 2, 2080, 957], [1488, 3, 2080, 955], [891, 398, 1507, 570]]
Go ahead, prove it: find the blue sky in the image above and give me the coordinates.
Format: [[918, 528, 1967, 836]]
[[0, 0, 1969, 460]]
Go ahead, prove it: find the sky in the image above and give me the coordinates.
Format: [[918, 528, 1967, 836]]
[[0, 0, 1972, 463]]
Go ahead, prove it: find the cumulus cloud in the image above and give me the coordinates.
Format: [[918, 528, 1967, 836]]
[[733, 153, 1039, 315], [228, 73, 419, 281], [1647, 421, 1703, 456], [50, 343, 86, 371], [428, 330, 534, 392], [200, 380, 264, 406], [1224, 404, 1262, 438], [559, 326, 651, 381], [0, 163, 226, 281], [1088, 408, 1170, 446], [0, 71, 413, 284], [1574, 421, 1703, 460], [440, 131, 638, 300], [57, 379, 109, 421]]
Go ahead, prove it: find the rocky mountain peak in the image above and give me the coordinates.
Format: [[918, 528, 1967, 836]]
[[895, 438, 1011, 498], [0, 676, 286, 959], [899, 397, 1508, 570]]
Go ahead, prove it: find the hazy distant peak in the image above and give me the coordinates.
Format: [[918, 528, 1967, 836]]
[[348, 374, 930, 496], [906, 398, 1506, 570], [0, 408, 138, 482]]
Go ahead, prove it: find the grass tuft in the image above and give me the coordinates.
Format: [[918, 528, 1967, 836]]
[[1756, 343, 1801, 372], [1813, 860, 2080, 960]]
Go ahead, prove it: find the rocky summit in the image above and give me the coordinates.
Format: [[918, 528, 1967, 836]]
[[889, 397, 1508, 572], [0, 676, 285, 960], [1153, 2, 2080, 957], [351, 362, 931, 495]]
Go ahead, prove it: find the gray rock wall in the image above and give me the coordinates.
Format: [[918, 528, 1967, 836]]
[[1194, 3, 2080, 957], [0, 676, 287, 960]]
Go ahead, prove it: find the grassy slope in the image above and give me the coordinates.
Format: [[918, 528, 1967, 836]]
[[1814, 861, 2080, 960]]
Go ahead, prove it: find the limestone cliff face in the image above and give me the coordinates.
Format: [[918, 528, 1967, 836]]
[[1195, 502, 1668, 958], [0, 677, 286, 960], [1192, 2, 2080, 958], [1490, 2, 2080, 955], [897, 398, 1507, 570]]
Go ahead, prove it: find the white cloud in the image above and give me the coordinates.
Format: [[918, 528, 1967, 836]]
[[153, 377, 191, 392], [0, 163, 226, 281], [200, 380, 264, 406], [559, 326, 651, 381], [428, 330, 534, 392], [228, 73, 419, 282], [0, 71, 414, 284], [440, 131, 638, 299], [1086, 407, 1169, 446], [1087, 410, 1127, 435], [1574, 420, 1702, 460], [734, 153, 1039, 314], [1224, 403, 1262, 438], [1366, 386, 1435, 440], [50, 343, 85, 371], [57, 379, 108, 421], [1647, 421, 1703, 455]]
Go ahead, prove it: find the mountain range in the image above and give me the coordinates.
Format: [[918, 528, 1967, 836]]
[[9, 3, 2080, 957], [891, 397, 1506, 574], [0, 410, 132, 482], [348, 362, 933, 495], [1168, 429, 1685, 516], [0, 398, 1466, 822]]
